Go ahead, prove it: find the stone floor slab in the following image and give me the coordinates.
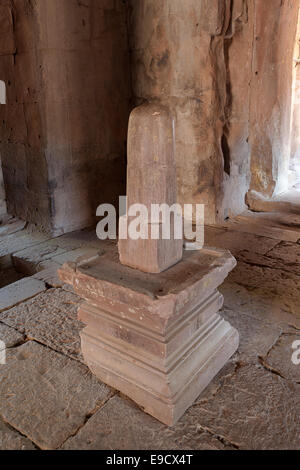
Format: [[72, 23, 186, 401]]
[[221, 211, 300, 242], [62, 395, 232, 450], [0, 341, 114, 449], [33, 265, 64, 288], [205, 226, 279, 256], [189, 364, 300, 449], [12, 242, 69, 274], [220, 280, 300, 330], [0, 277, 46, 313], [50, 247, 103, 266], [227, 262, 300, 320], [0, 419, 35, 450], [238, 245, 300, 277], [221, 308, 281, 364], [263, 333, 300, 383], [0, 289, 83, 361], [0, 230, 50, 259], [0, 219, 26, 237], [267, 241, 300, 265], [12, 236, 111, 275], [0, 322, 24, 349], [54, 228, 103, 250]]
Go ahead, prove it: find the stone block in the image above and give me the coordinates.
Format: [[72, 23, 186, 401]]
[[0, 322, 24, 349], [118, 215, 183, 273], [0, 277, 46, 313], [0, 219, 26, 237], [59, 245, 239, 426], [118, 103, 183, 273]]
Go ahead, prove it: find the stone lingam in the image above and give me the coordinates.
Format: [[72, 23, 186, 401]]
[[59, 103, 239, 426]]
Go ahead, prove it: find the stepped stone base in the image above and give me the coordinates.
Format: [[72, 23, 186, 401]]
[[59, 245, 239, 426]]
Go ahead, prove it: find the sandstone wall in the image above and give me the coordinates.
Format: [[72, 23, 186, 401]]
[[128, 0, 299, 222], [0, 0, 50, 228], [0, 0, 130, 234], [0, 0, 299, 230]]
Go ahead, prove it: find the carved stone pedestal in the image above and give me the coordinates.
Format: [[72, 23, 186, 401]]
[[59, 245, 239, 426]]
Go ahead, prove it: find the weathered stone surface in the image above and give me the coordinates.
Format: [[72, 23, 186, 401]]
[[267, 241, 300, 265], [0, 230, 50, 259], [63, 395, 231, 450], [221, 211, 300, 242], [221, 308, 281, 364], [220, 279, 300, 331], [50, 247, 102, 267], [0, 321, 24, 349], [263, 333, 300, 383], [56, 229, 109, 251], [119, 219, 183, 274], [0, 341, 113, 449], [12, 241, 68, 274], [126, 104, 177, 211], [0, 289, 83, 362], [0, 277, 46, 313], [33, 265, 63, 288], [238, 244, 300, 277], [190, 364, 300, 450], [13, 240, 103, 275], [33, 264, 74, 292], [205, 226, 279, 256], [227, 262, 300, 321], [0, 419, 35, 451], [0, 218, 26, 237]]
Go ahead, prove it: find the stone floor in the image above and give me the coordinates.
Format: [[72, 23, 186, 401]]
[[0, 210, 300, 450]]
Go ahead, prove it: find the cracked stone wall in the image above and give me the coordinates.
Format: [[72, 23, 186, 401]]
[[0, 0, 130, 234]]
